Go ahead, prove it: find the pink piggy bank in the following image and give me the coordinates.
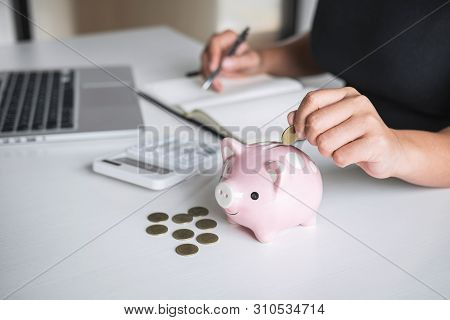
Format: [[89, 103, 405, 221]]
[[215, 138, 323, 243]]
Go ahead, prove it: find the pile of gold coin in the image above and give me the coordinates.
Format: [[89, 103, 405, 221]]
[[188, 206, 209, 217], [172, 229, 194, 240], [195, 219, 217, 230], [146, 224, 168, 236], [196, 233, 219, 245], [147, 212, 169, 223], [172, 213, 193, 224], [145, 206, 219, 257], [175, 244, 198, 256]]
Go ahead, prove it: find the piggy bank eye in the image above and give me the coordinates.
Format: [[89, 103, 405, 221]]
[[250, 192, 259, 200]]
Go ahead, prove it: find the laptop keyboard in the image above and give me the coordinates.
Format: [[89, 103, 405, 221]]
[[0, 70, 75, 134]]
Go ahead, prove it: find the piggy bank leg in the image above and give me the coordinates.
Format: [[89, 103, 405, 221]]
[[254, 231, 277, 243], [226, 215, 239, 225], [301, 215, 316, 227]]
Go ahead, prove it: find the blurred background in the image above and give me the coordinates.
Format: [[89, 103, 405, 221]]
[[0, 0, 318, 46]]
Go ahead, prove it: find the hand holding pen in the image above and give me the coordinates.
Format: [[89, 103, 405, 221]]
[[200, 27, 263, 91]]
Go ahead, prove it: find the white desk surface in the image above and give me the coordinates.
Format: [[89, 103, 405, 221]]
[[1, 26, 449, 300]]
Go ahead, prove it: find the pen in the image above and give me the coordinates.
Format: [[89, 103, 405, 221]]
[[185, 70, 201, 77], [201, 26, 250, 90], [137, 91, 228, 140]]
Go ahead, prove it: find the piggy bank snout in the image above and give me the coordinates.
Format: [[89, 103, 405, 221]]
[[215, 182, 237, 209]]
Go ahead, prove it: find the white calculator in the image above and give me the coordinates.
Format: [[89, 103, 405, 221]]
[[93, 138, 221, 190]]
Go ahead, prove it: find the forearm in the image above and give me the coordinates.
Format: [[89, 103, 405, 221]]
[[392, 127, 450, 187], [258, 33, 323, 77]]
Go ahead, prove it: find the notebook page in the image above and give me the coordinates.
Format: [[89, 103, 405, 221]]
[[195, 91, 308, 143], [141, 75, 303, 113]]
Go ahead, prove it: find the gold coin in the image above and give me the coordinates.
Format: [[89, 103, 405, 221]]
[[146, 224, 168, 236], [195, 218, 217, 230], [175, 243, 199, 256], [188, 206, 209, 217], [196, 233, 219, 245], [147, 212, 169, 223], [281, 125, 297, 145], [172, 213, 193, 224], [172, 229, 195, 240]]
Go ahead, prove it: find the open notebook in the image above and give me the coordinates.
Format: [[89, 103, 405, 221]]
[[141, 74, 304, 143]]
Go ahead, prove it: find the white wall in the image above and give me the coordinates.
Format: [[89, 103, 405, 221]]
[[27, 0, 284, 46], [0, 0, 15, 45], [72, 0, 219, 43], [216, 0, 283, 45], [30, 0, 75, 40]]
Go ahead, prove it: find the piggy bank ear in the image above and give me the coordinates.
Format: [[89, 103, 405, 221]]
[[221, 137, 244, 161], [264, 161, 284, 188]]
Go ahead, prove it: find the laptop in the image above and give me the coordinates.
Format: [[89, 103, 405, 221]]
[[0, 65, 142, 144]]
